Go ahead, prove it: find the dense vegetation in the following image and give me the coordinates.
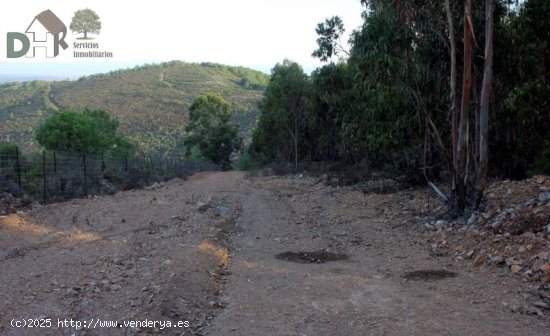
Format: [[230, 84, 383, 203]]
[[1, 0, 548, 213], [249, 0, 550, 213], [36, 109, 132, 157], [251, 61, 311, 170], [184, 94, 242, 169], [0, 61, 266, 156]]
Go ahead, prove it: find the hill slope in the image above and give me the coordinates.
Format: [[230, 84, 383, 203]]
[[0, 61, 267, 155]]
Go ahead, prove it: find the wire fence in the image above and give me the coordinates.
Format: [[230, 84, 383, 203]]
[[0, 146, 218, 204]]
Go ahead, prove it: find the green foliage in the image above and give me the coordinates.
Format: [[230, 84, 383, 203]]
[[201, 62, 269, 90], [317, 3, 426, 165], [0, 81, 56, 152], [189, 146, 204, 160], [504, 82, 550, 122], [70, 8, 101, 39], [490, 81, 550, 177], [189, 93, 233, 126], [237, 147, 263, 171], [490, 0, 550, 177], [308, 63, 359, 161], [0, 141, 18, 168], [184, 94, 242, 169], [35, 109, 132, 157], [0, 141, 17, 156], [110, 135, 134, 159], [251, 60, 311, 163], [252, 0, 550, 182], [498, 0, 550, 84], [312, 16, 346, 62]]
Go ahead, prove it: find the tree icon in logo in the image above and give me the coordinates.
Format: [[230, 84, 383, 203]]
[[70, 8, 101, 40]]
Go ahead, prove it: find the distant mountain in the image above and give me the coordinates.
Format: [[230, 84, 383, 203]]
[[0, 61, 268, 155], [0, 74, 72, 83]]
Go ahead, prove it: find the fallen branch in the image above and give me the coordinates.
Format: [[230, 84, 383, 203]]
[[428, 181, 449, 203]]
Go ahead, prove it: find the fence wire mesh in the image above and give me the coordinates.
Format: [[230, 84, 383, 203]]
[[0, 147, 218, 203]]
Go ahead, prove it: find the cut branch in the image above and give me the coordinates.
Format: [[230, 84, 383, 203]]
[[428, 181, 450, 203]]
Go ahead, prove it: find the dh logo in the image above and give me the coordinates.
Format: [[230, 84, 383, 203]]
[[7, 9, 69, 58]]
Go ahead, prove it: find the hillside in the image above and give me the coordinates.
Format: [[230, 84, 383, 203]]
[[0, 61, 267, 155]]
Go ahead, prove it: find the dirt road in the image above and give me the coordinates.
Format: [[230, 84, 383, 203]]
[[1, 172, 548, 335]]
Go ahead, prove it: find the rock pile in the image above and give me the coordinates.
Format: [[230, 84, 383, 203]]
[[422, 176, 550, 287]]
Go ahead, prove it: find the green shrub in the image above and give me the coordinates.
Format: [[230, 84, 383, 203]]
[[237, 148, 263, 171], [36, 109, 134, 158], [189, 146, 204, 160], [0, 142, 17, 168]]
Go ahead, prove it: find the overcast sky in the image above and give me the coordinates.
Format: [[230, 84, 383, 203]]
[[0, 0, 364, 78]]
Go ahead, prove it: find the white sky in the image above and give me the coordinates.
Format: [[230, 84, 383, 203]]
[[0, 0, 364, 76]]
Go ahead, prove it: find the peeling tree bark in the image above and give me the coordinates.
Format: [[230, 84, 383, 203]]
[[294, 113, 298, 172], [474, 74, 480, 165], [476, 0, 494, 205], [445, 0, 458, 186], [456, 0, 474, 214]]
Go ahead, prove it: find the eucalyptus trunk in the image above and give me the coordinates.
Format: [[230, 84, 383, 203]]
[[445, 0, 458, 182], [456, 0, 474, 214], [476, 0, 495, 204]]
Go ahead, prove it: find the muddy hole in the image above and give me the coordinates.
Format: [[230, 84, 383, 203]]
[[275, 251, 349, 264], [403, 269, 457, 281]]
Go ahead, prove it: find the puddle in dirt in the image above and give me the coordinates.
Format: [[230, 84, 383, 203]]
[[403, 269, 457, 281], [275, 251, 349, 264]]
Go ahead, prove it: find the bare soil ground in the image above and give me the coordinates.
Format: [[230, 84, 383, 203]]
[[1, 172, 549, 335]]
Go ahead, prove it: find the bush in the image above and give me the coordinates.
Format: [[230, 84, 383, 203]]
[[237, 148, 263, 171], [0, 142, 17, 168], [36, 109, 133, 157], [188, 146, 204, 160]]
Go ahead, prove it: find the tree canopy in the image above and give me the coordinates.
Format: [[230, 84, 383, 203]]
[[35, 109, 132, 157], [248, 0, 550, 212], [184, 94, 242, 169], [251, 60, 311, 169], [312, 16, 348, 62]]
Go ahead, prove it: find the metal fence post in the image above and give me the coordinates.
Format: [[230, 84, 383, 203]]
[[53, 151, 57, 174], [15, 146, 22, 190], [42, 150, 46, 203], [83, 154, 88, 196]]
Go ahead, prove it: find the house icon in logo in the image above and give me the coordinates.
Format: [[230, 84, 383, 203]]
[[24, 9, 69, 57]]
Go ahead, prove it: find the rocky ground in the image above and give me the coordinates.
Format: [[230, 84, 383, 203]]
[[0, 172, 548, 335], [424, 176, 550, 284]]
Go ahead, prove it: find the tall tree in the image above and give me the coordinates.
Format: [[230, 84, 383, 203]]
[[456, 0, 474, 214], [476, 0, 495, 203], [491, 0, 550, 177], [445, 0, 458, 182], [312, 16, 349, 62], [252, 60, 311, 170], [359, 0, 383, 11], [184, 94, 242, 169]]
